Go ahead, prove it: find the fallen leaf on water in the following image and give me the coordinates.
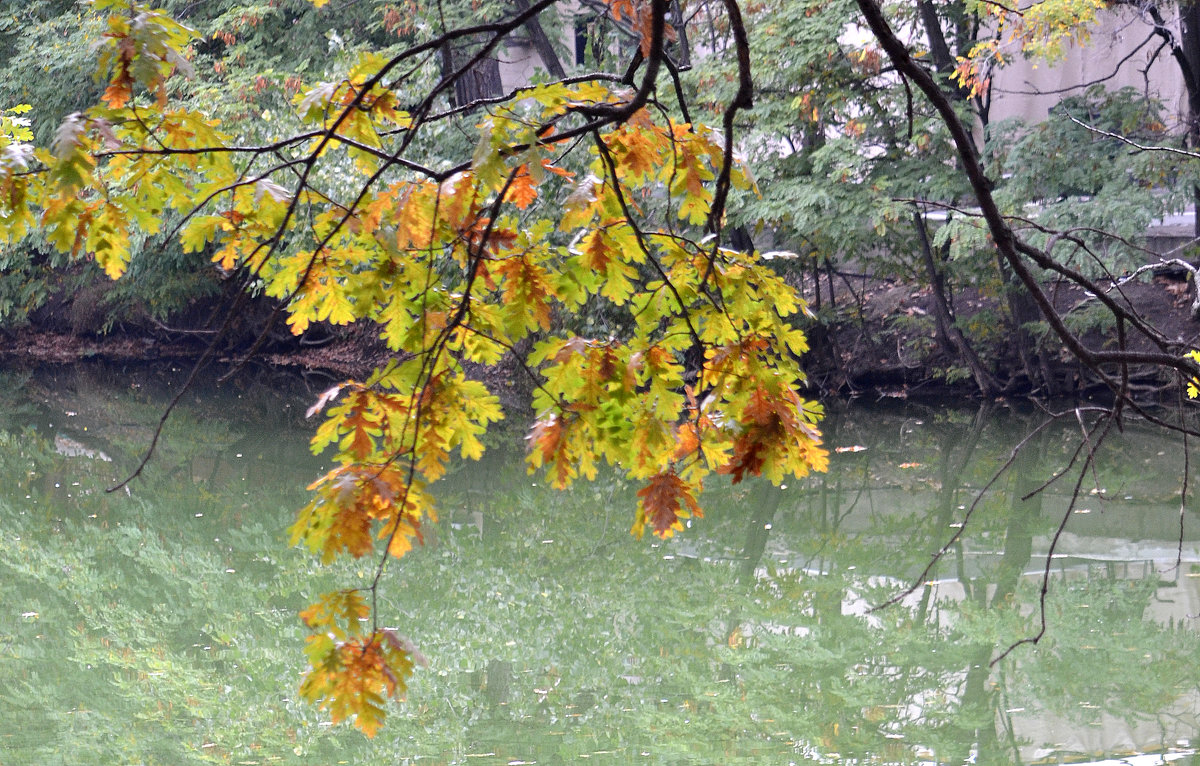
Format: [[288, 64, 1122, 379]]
[[835, 445, 867, 453]]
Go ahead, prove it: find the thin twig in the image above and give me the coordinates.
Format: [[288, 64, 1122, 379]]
[[1064, 112, 1200, 160]]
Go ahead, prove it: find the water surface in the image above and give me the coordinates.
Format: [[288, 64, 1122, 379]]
[[2, 368, 1199, 764]]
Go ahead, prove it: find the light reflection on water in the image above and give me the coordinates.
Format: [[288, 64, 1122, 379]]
[[0, 367, 1199, 764]]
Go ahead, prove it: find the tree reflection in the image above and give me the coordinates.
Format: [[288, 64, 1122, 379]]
[[2, 376, 1199, 764], [726, 403, 1200, 764]]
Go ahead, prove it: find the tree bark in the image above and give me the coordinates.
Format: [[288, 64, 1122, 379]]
[[1134, 1, 1200, 236], [1181, 1, 1200, 238], [913, 210, 1000, 396], [440, 36, 505, 108], [917, 0, 955, 76]]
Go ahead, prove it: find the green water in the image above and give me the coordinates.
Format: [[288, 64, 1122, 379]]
[[3, 366, 1200, 765]]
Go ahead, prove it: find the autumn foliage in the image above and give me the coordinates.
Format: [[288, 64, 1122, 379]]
[[0, 0, 832, 735]]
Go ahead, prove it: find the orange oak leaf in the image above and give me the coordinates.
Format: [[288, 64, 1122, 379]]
[[673, 422, 699, 460], [720, 435, 767, 484], [299, 630, 415, 737], [528, 413, 564, 463], [505, 165, 538, 209], [102, 83, 132, 109], [539, 157, 573, 179], [635, 471, 702, 538]]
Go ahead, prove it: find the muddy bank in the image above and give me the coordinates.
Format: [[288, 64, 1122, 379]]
[[5, 273, 1200, 402], [4, 286, 393, 379], [0, 325, 389, 379], [798, 270, 1200, 400]]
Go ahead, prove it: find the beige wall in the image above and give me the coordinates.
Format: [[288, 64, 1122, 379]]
[[498, 39, 543, 93], [989, 7, 1188, 126]]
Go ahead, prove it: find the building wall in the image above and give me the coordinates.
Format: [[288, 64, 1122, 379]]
[[989, 7, 1188, 126], [498, 7, 1188, 131], [498, 39, 543, 93]]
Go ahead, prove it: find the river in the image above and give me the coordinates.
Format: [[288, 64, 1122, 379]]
[[2, 365, 1200, 765]]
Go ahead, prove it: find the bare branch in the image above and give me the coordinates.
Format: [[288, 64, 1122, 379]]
[[1064, 112, 1200, 160]]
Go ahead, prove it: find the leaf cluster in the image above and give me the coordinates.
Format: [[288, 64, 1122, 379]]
[[0, 0, 840, 734]]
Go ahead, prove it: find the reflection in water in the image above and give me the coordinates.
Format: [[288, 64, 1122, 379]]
[[749, 402, 1200, 765], [0, 368, 1199, 764]]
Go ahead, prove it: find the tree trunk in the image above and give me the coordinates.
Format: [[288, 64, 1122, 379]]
[[914, 210, 1000, 396], [917, 0, 955, 76], [1181, 1, 1200, 238], [440, 36, 504, 109], [1140, 1, 1200, 236], [997, 252, 1053, 394], [670, 0, 692, 67], [736, 480, 783, 587]]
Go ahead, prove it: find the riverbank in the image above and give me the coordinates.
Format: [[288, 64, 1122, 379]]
[[4, 271, 1199, 401], [802, 269, 1200, 399], [0, 315, 392, 379]]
